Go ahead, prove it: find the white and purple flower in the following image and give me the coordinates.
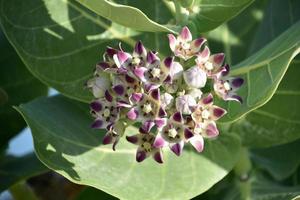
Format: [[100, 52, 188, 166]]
[[191, 93, 227, 138], [195, 46, 225, 78], [213, 65, 244, 103], [153, 112, 204, 156], [86, 26, 243, 163], [126, 132, 164, 163], [168, 26, 206, 60]]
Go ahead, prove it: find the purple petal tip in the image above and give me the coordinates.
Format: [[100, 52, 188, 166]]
[[90, 101, 102, 112], [232, 78, 244, 88], [91, 120, 103, 129], [136, 150, 147, 162], [126, 135, 138, 144], [153, 151, 163, 164], [164, 57, 173, 68], [173, 112, 182, 122], [171, 143, 182, 156]]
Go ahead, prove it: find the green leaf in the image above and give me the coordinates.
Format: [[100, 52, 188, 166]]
[[75, 0, 175, 33], [0, 0, 257, 107], [233, 59, 300, 147], [292, 196, 300, 200], [0, 0, 139, 103], [0, 27, 48, 148], [16, 95, 241, 200], [250, 173, 300, 200], [194, 171, 300, 200], [188, 0, 254, 33], [0, 153, 48, 192], [87, 0, 254, 34], [249, 0, 300, 54], [206, 0, 300, 65], [224, 0, 300, 147], [220, 21, 300, 123], [205, 0, 268, 65], [251, 138, 300, 180]]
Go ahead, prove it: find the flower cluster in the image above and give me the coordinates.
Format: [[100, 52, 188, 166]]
[[86, 26, 244, 164]]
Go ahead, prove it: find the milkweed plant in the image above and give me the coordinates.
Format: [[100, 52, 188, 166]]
[[1, 0, 300, 199]]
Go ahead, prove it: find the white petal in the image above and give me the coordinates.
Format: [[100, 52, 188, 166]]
[[113, 54, 121, 67], [161, 93, 174, 109], [188, 88, 203, 100], [89, 76, 111, 98], [189, 134, 204, 152], [176, 95, 197, 114], [170, 62, 183, 79], [183, 66, 207, 88]]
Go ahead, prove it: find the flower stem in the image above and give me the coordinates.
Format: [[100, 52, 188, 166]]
[[234, 147, 252, 200], [173, 0, 183, 25]]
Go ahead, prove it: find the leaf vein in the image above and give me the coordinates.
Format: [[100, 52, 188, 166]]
[[252, 109, 300, 125]]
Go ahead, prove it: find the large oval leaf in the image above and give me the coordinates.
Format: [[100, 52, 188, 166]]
[[248, 0, 300, 54], [250, 173, 300, 200], [233, 59, 300, 147], [75, 0, 174, 33], [0, 0, 174, 104], [251, 138, 300, 180], [0, 28, 47, 149], [228, 0, 300, 147], [0, 0, 138, 103], [206, 0, 300, 123], [220, 21, 300, 122], [195, 171, 300, 200], [188, 0, 254, 33], [78, 0, 254, 34], [205, 0, 268, 65], [17, 95, 241, 200]]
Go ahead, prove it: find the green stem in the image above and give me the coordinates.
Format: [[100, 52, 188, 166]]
[[163, 0, 176, 18], [234, 148, 252, 200], [173, 0, 183, 24]]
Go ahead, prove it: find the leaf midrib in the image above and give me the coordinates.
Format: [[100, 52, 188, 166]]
[[252, 109, 300, 125]]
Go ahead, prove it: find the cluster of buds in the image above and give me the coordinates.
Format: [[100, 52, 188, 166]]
[[86, 26, 244, 164]]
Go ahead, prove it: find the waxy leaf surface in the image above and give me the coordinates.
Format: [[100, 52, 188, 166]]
[[17, 95, 241, 200], [234, 60, 300, 147], [251, 138, 300, 180], [220, 22, 300, 122], [75, 0, 174, 33], [0, 28, 47, 149], [231, 0, 300, 147], [0, 0, 138, 103]]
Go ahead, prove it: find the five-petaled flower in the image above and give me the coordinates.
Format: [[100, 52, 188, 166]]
[[86, 26, 244, 164], [126, 132, 164, 163], [213, 64, 244, 103], [168, 26, 206, 60], [191, 93, 227, 138]]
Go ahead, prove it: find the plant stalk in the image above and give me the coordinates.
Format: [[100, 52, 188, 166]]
[[173, 0, 183, 24], [234, 147, 252, 200]]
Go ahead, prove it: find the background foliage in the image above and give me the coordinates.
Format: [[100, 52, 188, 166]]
[[0, 0, 300, 199]]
